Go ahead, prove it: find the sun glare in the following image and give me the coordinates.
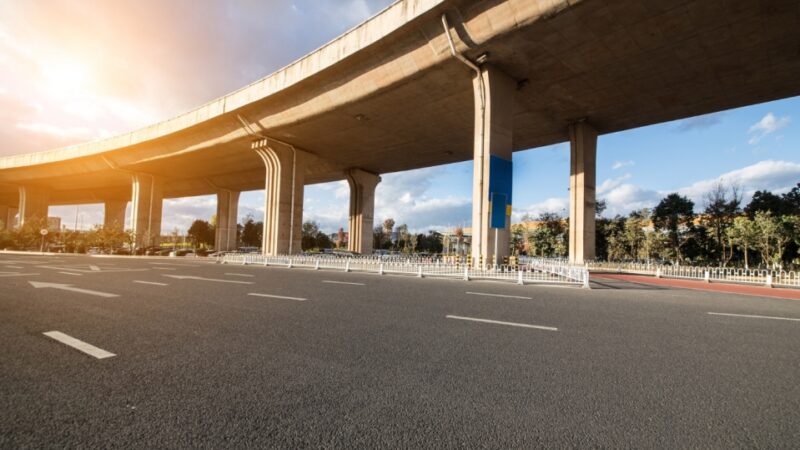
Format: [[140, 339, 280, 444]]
[[41, 58, 90, 94]]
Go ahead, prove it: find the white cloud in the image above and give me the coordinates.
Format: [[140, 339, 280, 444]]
[[597, 173, 632, 195], [512, 197, 569, 221], [748, 112, 790, 144], [611, 160, 634, 170]]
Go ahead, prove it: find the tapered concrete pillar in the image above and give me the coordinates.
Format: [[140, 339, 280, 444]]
[[253, 140, 305, 255], [568, 121, 598, 265], [104, 200, 127, 231], [18, 186, 49, 227], [131, 174, 163, 249], [470, 65, 516, 266], [346, 169, 381, 254], [215, 190, 240, 252]]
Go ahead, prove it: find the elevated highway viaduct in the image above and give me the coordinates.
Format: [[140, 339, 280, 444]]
[[0, 0, 798, 264]]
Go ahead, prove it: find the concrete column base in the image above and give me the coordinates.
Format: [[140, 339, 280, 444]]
[[568, 121, 598, 265], [254, 141, 305, 255], [346, 169, 381, 255], [215, 190, 240, 252], [131, 174, 163, 249], [104, 200, 128, 231], [18, 186, 49, 227]]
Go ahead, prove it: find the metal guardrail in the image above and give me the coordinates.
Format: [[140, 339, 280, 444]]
[[220, 253, 589, 287], [587, 261, 800, 288]]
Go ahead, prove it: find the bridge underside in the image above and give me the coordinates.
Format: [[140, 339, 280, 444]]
[[0, 0, 797, 259]]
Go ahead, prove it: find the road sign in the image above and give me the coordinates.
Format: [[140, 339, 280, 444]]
[[40, 229, 48, 236]]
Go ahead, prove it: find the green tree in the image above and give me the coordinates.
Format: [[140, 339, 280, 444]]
[[240, 214, 262, 248], [702, 182, 741, 264], [727, 216, 758, 269], [652, 193, 695, 262], [187, 220, 214, 248], [745, 190, 791, 218], [752, 211, 794, 269]]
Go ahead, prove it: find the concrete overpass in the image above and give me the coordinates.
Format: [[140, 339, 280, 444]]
[[0, 0, 798, 264]]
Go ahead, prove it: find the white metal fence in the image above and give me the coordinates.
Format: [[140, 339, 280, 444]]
[[220, 253, 589, 287], [587, 261, 800, 288]]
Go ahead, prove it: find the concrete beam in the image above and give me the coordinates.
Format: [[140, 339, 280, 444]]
[[254, 141, 305, 255], [346, 169, 381, 255], [568, 121, 598, 265], [471, 65, 516, 266], [18, 186, 49, 227], [104, 200, 128, 231], [215, 190, 240, 252], [131, 174, 163, 249]]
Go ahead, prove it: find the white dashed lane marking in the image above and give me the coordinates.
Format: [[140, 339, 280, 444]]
[[43, 331, 116, 359], [225, 273, 254, 278], [134, 280, 169, 286], [248, 293, 307, 302], [446, 315, 557, 331], [466, 292, 532, 300], [708, 312, 800, 322], [323, 280, 365, 286]]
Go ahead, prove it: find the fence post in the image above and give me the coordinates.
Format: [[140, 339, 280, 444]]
[[242, 256, 247, 266], [517, 269, 523, 285], [288, 258, 293, 269], [704, 270, 710, 283], [582, 269, 591, 289], [379, 263, 384, 275], [345, 260, 350, 273], [655, 268, 661, 278], [315, 260, 319, 270], [417, 265, 423, 278], [765, 273, 773, 288], [264, 258, 269, 267], [463, 266, 470, 281]]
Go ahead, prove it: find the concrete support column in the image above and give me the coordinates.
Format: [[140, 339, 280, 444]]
[[346, 169, 381, 254], [568, 121, 598, 265], [103, 200, 127, 231], [215, 190, 240, 252], [470, 65, 516, 266], [253, 141, 305, 255], [18, 186, 49, 227], [131, 174, 163, 249]]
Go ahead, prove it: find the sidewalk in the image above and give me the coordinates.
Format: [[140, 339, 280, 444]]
[[591, 273, 800, 301]]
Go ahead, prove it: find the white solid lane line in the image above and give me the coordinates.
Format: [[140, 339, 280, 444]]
[[43, 331, 116, 359], [708, 312, 800, 322], [6, 265, 23, 269], [446, 315, 557, 331], [466, 291, 532, 300], [248, 293, 307, 301], [134, 280, 169, 286], [225, 273, 254, 277], [0, 272, 39, 277], [59, 272, 83, 276], [154, 267, 176, 270], [322, 280, 365, 286]]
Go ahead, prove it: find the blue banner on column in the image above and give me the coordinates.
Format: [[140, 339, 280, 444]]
[[489, 155, 512, 229]]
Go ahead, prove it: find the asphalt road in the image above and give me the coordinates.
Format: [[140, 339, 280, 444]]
[[1, 253, 798, 448]]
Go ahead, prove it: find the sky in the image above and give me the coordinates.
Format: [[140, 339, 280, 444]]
[[1, 0, 798, 234]]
